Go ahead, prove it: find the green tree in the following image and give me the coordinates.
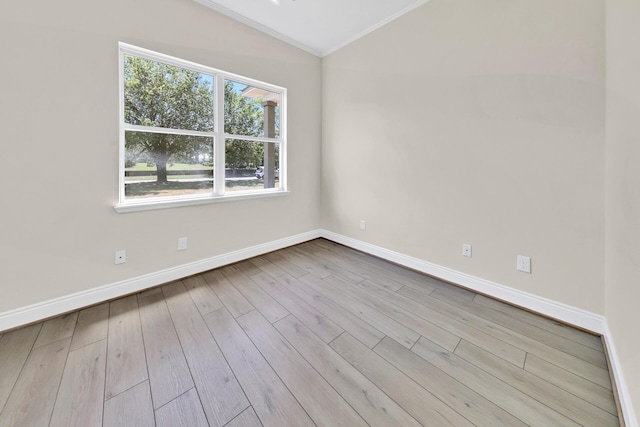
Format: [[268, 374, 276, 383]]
[[124, 56, 214, 183], [224, 81, 264, 170]]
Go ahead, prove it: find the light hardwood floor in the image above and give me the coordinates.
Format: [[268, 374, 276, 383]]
[[0, 239, 621, 426]]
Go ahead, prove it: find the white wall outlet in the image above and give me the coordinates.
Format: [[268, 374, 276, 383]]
[[517, 255, 531, 273], [360, 220, 366, 230], [178, 237, 188, 251], [462, 244, 472, 257], [115, 250, 126, 265]]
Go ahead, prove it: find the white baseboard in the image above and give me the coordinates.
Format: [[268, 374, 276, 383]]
[[0, 229, 321, 332], [321, 230, 605, 333], [602, 321, 638, 427], [1, 228, 635, 426], [320, 230, 640, 426]]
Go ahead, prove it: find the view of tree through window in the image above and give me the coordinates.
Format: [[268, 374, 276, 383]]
[[119, 44, 285, 205]]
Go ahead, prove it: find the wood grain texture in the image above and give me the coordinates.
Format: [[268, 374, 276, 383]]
[[0, 322, 42, 411], [331, 332, 474, 427], [202, 269, 254, 318], [275, 315, 422, 427], [412, 337, 580, 426], [163, 283, 248, 427], [182, 274, 224, 316], [103, 381, 155, 427], [33, 312, 78, 349], [433, 289, 608, 368], [105, 295, 148, 400], [49, 340, 107, 427], [70, 303, 109, 351], [220, 265, 289, 323], [299, 273, 420, 348], [138, 290, 194, 409], [205, 307, 313, 426], [225, 407, 262, 427], [274, 273, 385, 349], [525, 353, 618, 415], [0, 338, 71, 427], [237, 310, 367, 427], [473, 293, 604, 351], [0, 240, 620, 427], [374, 336, 528, 426], [154, 388, 208, 427], [251, 272, 344, 343], [455, 339, 619, 426]]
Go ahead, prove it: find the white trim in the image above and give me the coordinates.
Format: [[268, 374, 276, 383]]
[[602, 321, 638, 427], [192, 0, 431, 58], [321, 0, 432, 57], [115, 189, 289, 213], [192, 0, 323, 57], [0, 230, 321, 332], [320, 230, 606, 334], [0, 228, 635, 424]]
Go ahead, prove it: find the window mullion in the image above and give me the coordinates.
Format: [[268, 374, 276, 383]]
[[214, 74, 226, 196]]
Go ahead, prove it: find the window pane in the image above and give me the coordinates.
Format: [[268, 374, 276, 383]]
[[225, 140, 279, 192], [224, 80, 280, 138], [124, 131, 213, 200], [124, 55, 214, 132]]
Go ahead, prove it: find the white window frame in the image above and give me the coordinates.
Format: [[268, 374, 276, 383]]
[[115, 42, 287, 213]]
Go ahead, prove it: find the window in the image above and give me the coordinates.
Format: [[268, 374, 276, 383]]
[[117, 43, 286, 212]]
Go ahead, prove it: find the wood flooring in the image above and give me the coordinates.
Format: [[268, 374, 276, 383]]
[[0, 239, 621, 426]]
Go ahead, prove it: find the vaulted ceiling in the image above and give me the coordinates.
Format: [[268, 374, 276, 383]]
[[194, 0, 431, 57]]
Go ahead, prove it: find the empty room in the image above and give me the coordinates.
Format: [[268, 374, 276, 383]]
[[0, 0, 638, 425]]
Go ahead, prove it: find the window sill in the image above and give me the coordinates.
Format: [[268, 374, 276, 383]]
[[114, 189, 289, 213]]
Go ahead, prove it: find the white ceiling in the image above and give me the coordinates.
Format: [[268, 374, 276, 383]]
[[193, 0, 431, 57]]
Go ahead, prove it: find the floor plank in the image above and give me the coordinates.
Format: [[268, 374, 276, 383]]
[[525, 353, 618, 415], [202, 269, 254, 318], [454, 339, 619, 426], [154, 388, 208, 427], [275, 315, 423, 426], [274, 272, 385, 349], [374, 336, 528, 426], [138, 289, 194, 409], [299, 273, 420, 348], [433, 288, 608, 368], [224, 407, 262, 427], [251, 271, 344, 343], [412, 337, 580, 426], [103, 381, 155, 427], [333, 277, 463, 352], [182, 274, 224, 316], [220, 265, 289, 323], [33, 312, 78, 349], [162, 281, 249, 427], [105, 295, 148, 400], [331, 332, 474, 427], [473, 293, 604, 351], [204, 307, 313, 426], [70, 303, 109, 351], [0, 338, 71, 427], [49, 340, 107, 427], [0, 239, 620, 427], [237, 310, 367, 427], [0, 323, 42, 411]]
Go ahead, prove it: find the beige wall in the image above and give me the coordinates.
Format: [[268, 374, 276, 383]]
[[606, 0, 640, 419], [322, 0, 606, 313], [0, 0, 322, 312]]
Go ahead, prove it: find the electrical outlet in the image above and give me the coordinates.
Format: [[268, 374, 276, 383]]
[[115, 250, 126, 265], [360, 220, 366, 230], [517, 255, 531, 273], [178, 237, 188, 251], [462, 244, 472, 257]]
